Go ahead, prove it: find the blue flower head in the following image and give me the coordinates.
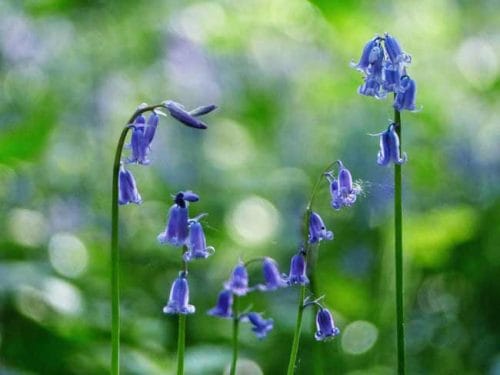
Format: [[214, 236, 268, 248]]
[[376, 123, 407, 166], [128, 115, 150, 165], [158, 191, 198, 247], [326, 161, 361, 210], [183, 217, 215, 262], [287, 251, 309, 286], [353, 33, 414, 100], [207, 290, 233, 319], [144, 112, 159, 148], [224, 262, 250, 296], [393, 75, 417, 112], [308, 212, 334, 244], [243, 312, 274, 339], [163, 100, 217, 129], [163, 271, 195, 315], [118, 166, 142, 205], [258, 257, 288, 291], [314, 308, 340, 341]]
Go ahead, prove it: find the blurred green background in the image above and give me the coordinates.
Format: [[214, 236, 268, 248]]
[[1, 0, 499, 374]]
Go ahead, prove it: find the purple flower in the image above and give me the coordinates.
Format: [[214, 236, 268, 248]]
[[118, 166, 142, 205], [327, 162, 361, 210], [163, 100, 217, 129], [128, 115, 150, 165], [376, 124, 407, 166], [144, 112, 159, 148], [257, 257, 288, 291], [357, 76, 385, 99], [207, 290, 233, 319], [384, 33, 411, 67], [393, 75, 417, 112], [157, 192, 198, 247], [351, 36, 381, 73], [183, 219, 215, 262], [224, 262, 250, 296], [243, 312, 274, 339], [287, 252, 309, 286], [382, 64, 401, 93], [314, 308, 340, 341], [163, 272, 195, 315], [309, 212, 334, 244]]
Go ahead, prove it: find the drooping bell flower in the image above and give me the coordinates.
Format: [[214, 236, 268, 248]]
[[375, 123, 407, 166], [158, 191, 198, 247], [224, 262, 250, 296], [163, 100, 217, 129], [314, 308, 340, 341], [326, 162, 361, 210], [308, 212, 334, 244], [384, 33, 411, 67], [144, 112, 159, 148], [287, 252, 309, 286], [243, 312, 274, 339], [128, 114, 150, 165], [183, 217, 215, 261], [207, 290, 233, 319], [351, 36, 381, 73], [118, 166, 142, 205], [393, 75, 417, 112], [257, 257, 288, 291], [163, 271, 195, 315]]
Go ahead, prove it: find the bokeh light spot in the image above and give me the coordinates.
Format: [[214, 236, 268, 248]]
[[341, 320, 379, 355], [8, 208, 48, 247], [42, 277, 83, 316], [227, 196, 280, 246], [456, 37, 498, 89], [48, 232, 88, 278]]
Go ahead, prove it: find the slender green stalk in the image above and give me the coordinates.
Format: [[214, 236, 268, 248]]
[[286, 161, 337, 375], [393, 108, 405, 374], [286, 285, 306, 375], [177, 314, 186, 375], [110, 103, 166, 374], [230, 296, 240, 375]]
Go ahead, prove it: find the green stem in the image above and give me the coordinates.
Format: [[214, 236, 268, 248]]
[[287, 285, 306, 375], [110, 103, 166, 374], [177, 314, 186, 375], [230, 296, 240, 375], [394, 109, 405, 374]]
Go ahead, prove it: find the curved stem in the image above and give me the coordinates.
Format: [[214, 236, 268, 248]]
[[177, 314, 186, 375], [286, 161, 337, 375], [230, 296, 240, 375], [110, 103, 165, 375], [394, 108, 405, 374]]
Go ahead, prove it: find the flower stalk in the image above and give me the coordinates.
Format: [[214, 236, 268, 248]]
[[230, 295, 240, 375]]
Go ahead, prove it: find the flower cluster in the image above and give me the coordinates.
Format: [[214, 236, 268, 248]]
[[161, 192, 215, 315], [209, 257, 294, 339], [352, 33, 416, 111]]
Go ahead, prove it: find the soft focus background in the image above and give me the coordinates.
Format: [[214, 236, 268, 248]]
[[1, 0, 499, 374]]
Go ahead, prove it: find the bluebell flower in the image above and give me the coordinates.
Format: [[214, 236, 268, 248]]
[[287, 252, 309, 286], [351, 36, 381, 73], [327, 162, 360, 210], [207, 290, 233, 319], [183, 218, 215, 261], [128, 115, 150, 165], [375, 123, 407, 166], [308, 212, 334, 244], [158, 192, 197, 247], [257, 257, 288, 291], [314, 308, 340, 341], [243, 312, 274, 339], [163, 100, 217, 129], [393, 75, 417, 112], [118, 166, 142, 205], [163, 271, 195, 315], [384, 33, 411, 67], [382, 64, 401, 93], [224, 262, 250, 296], [357, 76, 385, 99], [144, 112, 159, 148]]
